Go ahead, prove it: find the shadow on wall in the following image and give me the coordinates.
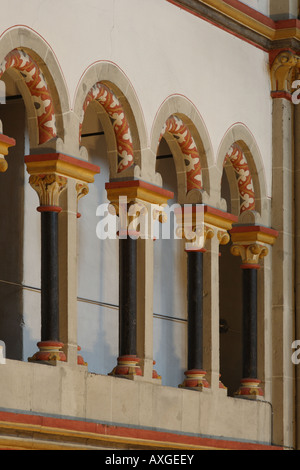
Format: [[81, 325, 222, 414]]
[[0, 97, 26, 360]]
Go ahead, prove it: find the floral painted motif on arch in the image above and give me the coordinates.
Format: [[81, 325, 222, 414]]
[[224, 143, 255, 214], [160, 115, 202, 192], [80, 82, 134, 173], [0, 48, 56, 144]]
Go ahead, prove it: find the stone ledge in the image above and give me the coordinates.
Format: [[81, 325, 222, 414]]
[[0, 359, 272, 446]]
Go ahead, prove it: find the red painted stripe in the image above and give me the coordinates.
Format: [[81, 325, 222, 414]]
[[166, 0, 300, 52], [37, 206, 62, 213], [165, 0, 269, 52], [0, 410, 283, 450], [222, 0, 274, 27], [240, 263, 261, 270], [230, 225, 278, 237]]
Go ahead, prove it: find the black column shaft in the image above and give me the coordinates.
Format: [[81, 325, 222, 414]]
[[119, 237, 137, 357], [41, 211, 60, 342], [187, 250, 203, 370], [242, 268, 258, 378]]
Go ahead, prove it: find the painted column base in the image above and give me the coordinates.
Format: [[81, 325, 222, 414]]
[[219, 375, 227, 391], [152, 360, 161, 380], [77, 346, 87, 366], [178, 369, 210, 391], [109, 355, 142, 378], [235, 378, 264, 399], [28, 341, 66, 364]]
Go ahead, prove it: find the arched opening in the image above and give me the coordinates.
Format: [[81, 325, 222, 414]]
[[219, 142, 257, 396], [0, 47, 60, 361], [153, 135, 187, 387], [77, 80, 141, 375], [77, 99, 119, 374]]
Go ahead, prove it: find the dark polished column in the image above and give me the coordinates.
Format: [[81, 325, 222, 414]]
[[230, 226, 278, 399], [179, 248, 209, 390], [109, 231, 142, 377], [242, 267, 258, 380], [187, 250, 204, 371], [28, 174, 67, 363], [234, 262, 263, 398], [40, 210, 60, 343], [119, 236, 137, 357]]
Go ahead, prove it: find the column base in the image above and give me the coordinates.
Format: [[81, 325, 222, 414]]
[[152, 360, 161, 380], [219, 374, 227, 391], [235, 378, 264, 399], [28, 341, 67, 364], [77, 346, 87, 366], [178, 369, 210, 391], [109, 355, 143, 378]]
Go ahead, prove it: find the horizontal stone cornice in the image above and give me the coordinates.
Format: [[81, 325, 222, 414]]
[[167, 0, 300, 51], [24, 153, 100, 183]]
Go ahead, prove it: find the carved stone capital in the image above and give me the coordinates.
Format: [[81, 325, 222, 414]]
[[217, 229, 230, 246], [231, 242, 268, 267], [270, 50, 300, 95], [76, 182, 89, 202], [0, 133, 16, 172], [29, 173, 67, 208], [180, 223, 214, 251]]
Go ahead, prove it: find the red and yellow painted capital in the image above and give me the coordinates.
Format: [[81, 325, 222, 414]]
[[25, 153, 100, 183], [0, 133, 16, 172], [29, 173, 67, 211], [230, 225, 278, 268], [175, 204, 238, 251], [106, 179, 174, 239], [105, 179, 174, 207], [25, 153, 100, 211]]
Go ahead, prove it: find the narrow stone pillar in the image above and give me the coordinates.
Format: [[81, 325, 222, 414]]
[[27, 173, 67, 362], [24, 153, 100, 364], [106, 179, 173, 380], [270, 51, 298, 444], [231, 225, 278, 398]]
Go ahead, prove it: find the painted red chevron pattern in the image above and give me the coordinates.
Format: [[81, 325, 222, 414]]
[[0, 49, 56, 144], [81, 82, 134, 173], [160, 115, 202, 192], [224, 143, 255, 213]]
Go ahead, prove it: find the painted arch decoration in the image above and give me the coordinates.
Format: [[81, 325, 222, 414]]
[[0, 49, 56, 144], [224, 143, 255, 214], [80, 82, 134, 173], [159, 115, 202, 192]]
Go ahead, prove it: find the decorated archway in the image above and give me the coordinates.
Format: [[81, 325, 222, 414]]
[[0, 48, 56, 145]]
